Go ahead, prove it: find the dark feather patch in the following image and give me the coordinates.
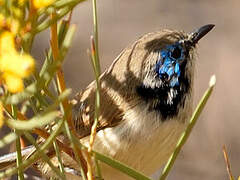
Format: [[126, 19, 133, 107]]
[[136, 76, 190, 120]]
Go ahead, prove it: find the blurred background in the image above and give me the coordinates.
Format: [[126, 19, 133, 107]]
[[30, 0, 239, 179]]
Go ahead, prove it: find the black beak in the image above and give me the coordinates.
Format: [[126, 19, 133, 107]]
[[189, 24, 215, 45]]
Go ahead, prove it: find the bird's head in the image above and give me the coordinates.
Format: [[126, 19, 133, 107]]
[[133, 24, 215, 119]]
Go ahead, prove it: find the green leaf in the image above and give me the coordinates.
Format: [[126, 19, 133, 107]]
[[59, 24, 76, 58], [3, 83, 37, 105], [0, 132, 18, 148], [6, 89, 71, 130], [6, 111, 59, 130]]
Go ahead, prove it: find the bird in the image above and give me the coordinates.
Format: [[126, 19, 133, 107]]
[[0, 24, 214, 180]]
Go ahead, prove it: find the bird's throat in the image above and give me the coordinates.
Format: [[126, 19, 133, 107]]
[[136, 77, 190, 120]]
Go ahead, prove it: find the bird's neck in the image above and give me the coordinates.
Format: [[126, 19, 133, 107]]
[[136, 76, 191, 120]]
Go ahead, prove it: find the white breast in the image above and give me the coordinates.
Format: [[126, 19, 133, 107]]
[[81, 102, 191, 180]]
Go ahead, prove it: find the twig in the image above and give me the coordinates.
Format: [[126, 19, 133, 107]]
[[50, 12, 73, 130], [223, 145, 235, 180]]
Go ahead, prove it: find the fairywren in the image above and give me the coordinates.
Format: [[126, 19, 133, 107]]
[[0, 24, 214, 180]]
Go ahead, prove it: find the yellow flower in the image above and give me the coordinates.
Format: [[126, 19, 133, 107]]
[[0, 14, 5, 28], [0, 31, 35, 93], [0, 101, 3, 128], [0, 31, 16, 55], [18, 0, 26, 6], [33, 0, 55, 9], [0, 15, 20, 35], [3, 72, 24, 93], [9, 18, 20, 35], [0, 53, 35, 78]]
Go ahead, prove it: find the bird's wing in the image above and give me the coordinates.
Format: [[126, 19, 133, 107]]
[[71, 48, 133, 139], [71, 75, 126, 139]]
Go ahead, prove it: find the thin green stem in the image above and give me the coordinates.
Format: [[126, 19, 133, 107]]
[[159, 75, 216, 180], [15, 136, 24, 180], [91, 0, 101, 137], [24, 132, 65, 179], [89, 37, 101, 151], [35, 6, 71, 34], [94, 156, 102, 180], [23, 2, 38, 53], [92, 0, 100, 75], [53, 141, 66, 179], [23, 32, 36, 54], [12, 105, 24, 180], [63, 119, 87, 180], [88, 0, 102, 177]]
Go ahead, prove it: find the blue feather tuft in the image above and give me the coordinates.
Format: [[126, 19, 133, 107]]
[[155, 42, 186, 87]]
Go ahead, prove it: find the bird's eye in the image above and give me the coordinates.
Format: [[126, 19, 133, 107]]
[[171, 46, 182, 59]]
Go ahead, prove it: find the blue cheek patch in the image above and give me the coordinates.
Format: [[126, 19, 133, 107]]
[[174, 63, 180, 76], [162, 60, 174, 77], [155, 43, 185, 87]]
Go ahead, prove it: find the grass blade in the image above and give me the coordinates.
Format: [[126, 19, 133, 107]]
[[159, 75, 216, 180], [0, 132, 18, 148]]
